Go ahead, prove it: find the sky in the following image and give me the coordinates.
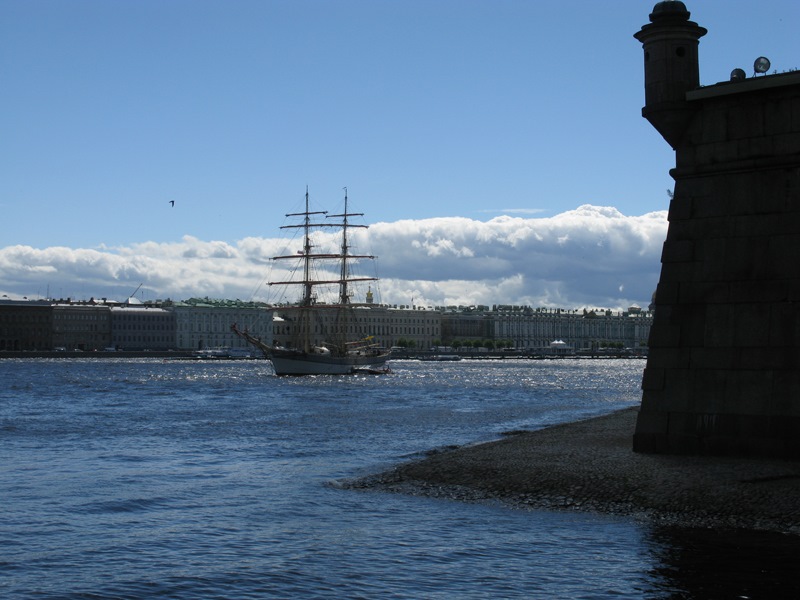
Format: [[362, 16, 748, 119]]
[[1, 0, 797, 309]]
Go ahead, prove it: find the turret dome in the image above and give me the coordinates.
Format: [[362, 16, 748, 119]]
[[649, 1, 690, 23]]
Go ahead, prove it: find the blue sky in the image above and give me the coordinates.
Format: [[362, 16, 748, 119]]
[[0, 1, 797, 308]]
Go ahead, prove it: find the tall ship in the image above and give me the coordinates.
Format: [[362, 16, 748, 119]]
[[232, 189, 391, 375]]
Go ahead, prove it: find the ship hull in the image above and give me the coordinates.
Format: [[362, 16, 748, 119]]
[[269, 348, 389, 376]]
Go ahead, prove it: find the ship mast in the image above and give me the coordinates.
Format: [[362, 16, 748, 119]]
[[300, 188, 317, 308], [270, 188, 378, 353], [332, 187, 355, 305], [323, 188, 376, 306], [298, 188, 323, 351]]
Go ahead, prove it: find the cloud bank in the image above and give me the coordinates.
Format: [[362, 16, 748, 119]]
[[0, 205, 666, 310]]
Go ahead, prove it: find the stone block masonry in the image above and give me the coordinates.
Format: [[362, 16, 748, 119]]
[[633, 2, 800, 457]]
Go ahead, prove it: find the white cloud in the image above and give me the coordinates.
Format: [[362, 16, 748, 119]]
[[477, 208, 548, 215], [0, 205, 667, 310]]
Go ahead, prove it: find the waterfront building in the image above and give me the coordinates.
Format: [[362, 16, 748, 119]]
[[440, 309, 493, 345], [52, 300, 111, 352], [0, 299, 53, 351], [109, 300, 175, 351], [441, 305, 652, 351], [1, 297, 652, 356], [170, 298, 271, 351], [53, 301, 113, 351]]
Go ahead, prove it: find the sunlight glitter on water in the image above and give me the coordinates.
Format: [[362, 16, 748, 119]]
[[2, 358, 798, 599]]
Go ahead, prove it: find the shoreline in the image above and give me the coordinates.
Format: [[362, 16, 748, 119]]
[[342, 407, 800, 534]]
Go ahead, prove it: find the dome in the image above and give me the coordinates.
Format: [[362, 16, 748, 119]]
[[649, 1, 690, 22]]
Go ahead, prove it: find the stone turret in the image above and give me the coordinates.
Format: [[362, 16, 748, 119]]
[[633, 2, 800, 458], [634, 1, 706, 149]]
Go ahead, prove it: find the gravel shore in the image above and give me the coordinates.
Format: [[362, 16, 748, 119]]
[[343, 407, 800, 534]]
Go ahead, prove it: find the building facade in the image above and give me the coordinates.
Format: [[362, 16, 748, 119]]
[[0, 300, 53, 351], [439, 306, 652, 351], [492, 307, 652, 351], [53, 302, 112, 351], [1, 298, 652, 355], [171, 298, 272, 351], [110, 303, 175, 351]]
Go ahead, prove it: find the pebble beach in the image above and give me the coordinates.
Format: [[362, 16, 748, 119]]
[[346, 407, 800, 534]]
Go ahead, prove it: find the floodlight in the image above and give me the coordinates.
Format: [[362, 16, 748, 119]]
[[754, 56, 771, 74], [730, 68, 746, 81]]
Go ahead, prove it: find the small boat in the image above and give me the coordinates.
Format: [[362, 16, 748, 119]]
[[232, 188, 391, 376]]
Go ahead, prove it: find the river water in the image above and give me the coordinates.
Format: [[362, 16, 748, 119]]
[[1, 358, 798, 598]]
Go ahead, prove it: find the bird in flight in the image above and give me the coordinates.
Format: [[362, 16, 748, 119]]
[[169, 200, 175, 207]]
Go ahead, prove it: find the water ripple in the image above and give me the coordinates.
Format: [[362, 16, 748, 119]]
[[1, 358, 797, 598]]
